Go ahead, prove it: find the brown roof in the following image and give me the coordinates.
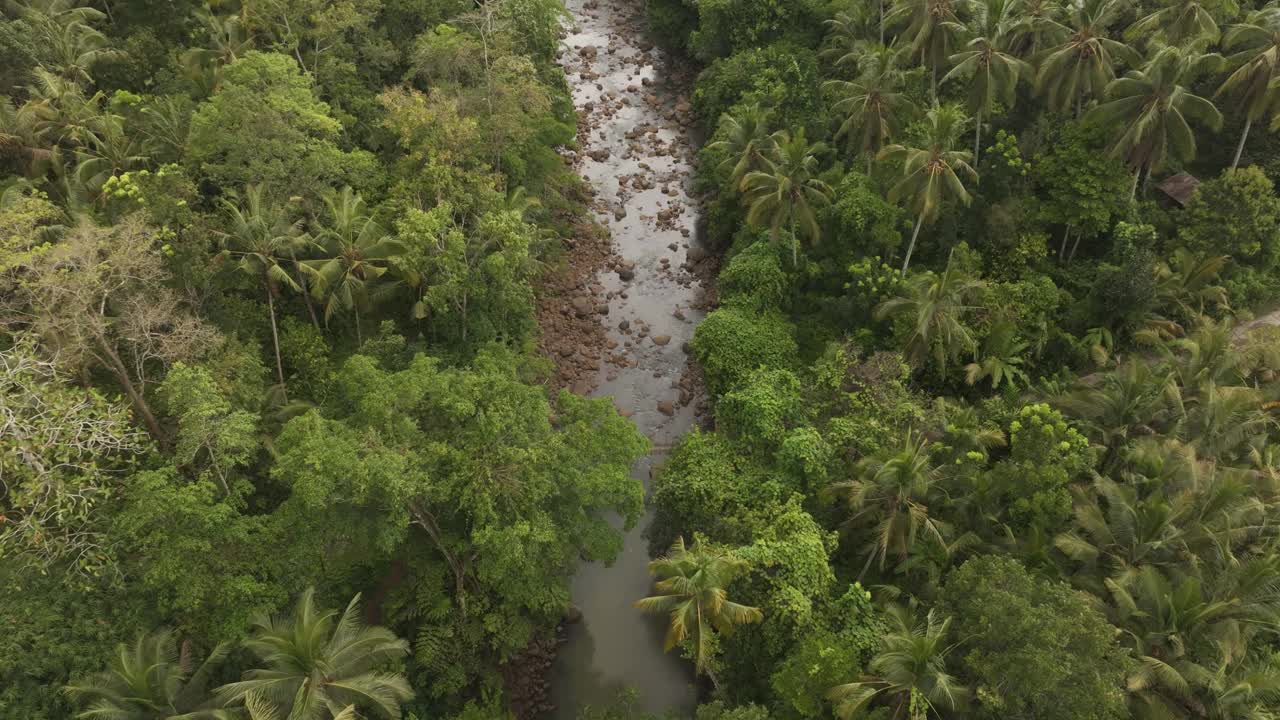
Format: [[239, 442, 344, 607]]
[[1157, 172, 1200, 207]]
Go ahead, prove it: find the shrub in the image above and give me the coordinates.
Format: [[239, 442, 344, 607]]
[[692, 307, 799, 396]]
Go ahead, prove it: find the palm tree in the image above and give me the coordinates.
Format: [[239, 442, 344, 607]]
[[827, 605, 968, 720], [1217, 3, 1280, 169], [825, 43, 917, 173], [216, 588, 413, 720], [943, 0, 1032, 159], [29, 8, 121, 86], [64, 629, 231, 720], [1035, 0, 1137, 116], [218, 184, 306, 394], [704, 103, 776, 191], [75, 114, 150, 195], [1126, 0, 1227, 47], [634, 537, 763, 688], [304, 186, 405, 344], [876, 256, 984, 369], [886, 0, 965, 99], [740, 129, 834, 265], [824, 5, 885, 63], [1086, 47, 1224, 197], [829, 431, 950, 580], [1010, 0, 1069, 55], [964, 318, 1030, 388], [878, 105, 978, 274]]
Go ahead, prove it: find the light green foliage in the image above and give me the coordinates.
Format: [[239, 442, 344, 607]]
[[112, 470, 284, 641], [1177, 166, 1280, 277], [719, 241, 790, 312], [943, 556, 1130, 720], [160, 363, 260, 497], [1032, 121, 1130, 248], [696, 701, 773, 720], [648, 431, 793, 553], [843, 257, 903, 328], [770, 584, 880, 720], [812, 345, 924, 459], [726, 500, 836, 670], [984, 403, 1092, 532], [776, 426, 835, 491], [0, 189, 62, 271], [272, 347, 647, 661], [692, 307, 799, 395], [187, 51, 378, 198], [717, 367, 806, 447], [395, 204, 538, 349]]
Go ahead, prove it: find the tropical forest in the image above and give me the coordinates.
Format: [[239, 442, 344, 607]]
[[5, 0, 1280, 716]]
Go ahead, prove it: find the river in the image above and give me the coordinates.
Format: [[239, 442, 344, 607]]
[[547, 0, 706, 716]]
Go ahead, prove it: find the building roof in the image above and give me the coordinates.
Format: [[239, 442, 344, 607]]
[[1157, 172, 1200, 207]]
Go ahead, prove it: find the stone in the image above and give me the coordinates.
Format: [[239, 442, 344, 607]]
[[652, 335, 671, 346], [571, 297, 593, 317], [657, 400, 675, 416], [617, 267, 635, 281]]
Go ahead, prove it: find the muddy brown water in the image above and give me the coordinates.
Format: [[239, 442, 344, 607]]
[[547, 0, 706, 716]]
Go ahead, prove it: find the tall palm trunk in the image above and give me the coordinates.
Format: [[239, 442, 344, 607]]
[[1232, 117, 1253, 171], [1059, 224, 1073, 262], [1130, 164, 1142, 200], [902, 213, 925, 274], [264, 282, 288, 401], [879, 0, 885, 44], [973, 110, 982, 164], [290, 251, 321, 331]]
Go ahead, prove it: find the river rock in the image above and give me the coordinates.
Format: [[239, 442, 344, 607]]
[[571, 297, 593, 317], [657, 400, 675, 416], [652, 335, 671, 346]]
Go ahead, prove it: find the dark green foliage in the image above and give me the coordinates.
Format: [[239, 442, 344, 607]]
[[646, 0, 698, 52], [693, 43, 823, 133], [824, 172, 903, 262], [943, 556, 1131, 720], [688, 0, 825, 60]]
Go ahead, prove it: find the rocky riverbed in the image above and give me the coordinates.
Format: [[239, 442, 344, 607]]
[[531, 0, 716, 716]]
